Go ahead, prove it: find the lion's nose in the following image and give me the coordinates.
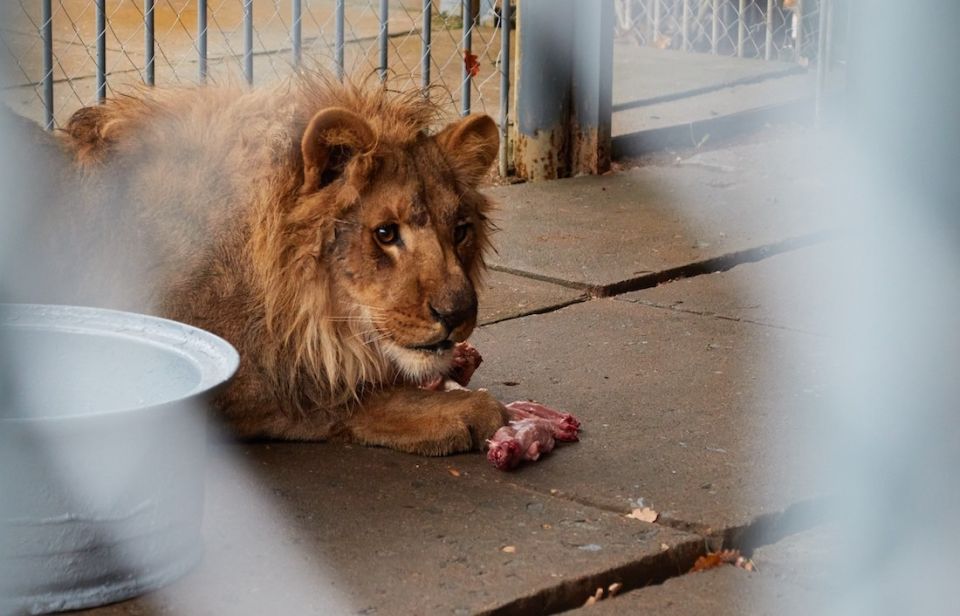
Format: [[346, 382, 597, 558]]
[[428, 298, 476, 336]]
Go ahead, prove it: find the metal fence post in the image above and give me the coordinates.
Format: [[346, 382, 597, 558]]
[[815, 0, 832, 126], [765, 0, 774, 60], [145, 0, 155, 85], [461, 0, 473, 116], [711, 0, 719, 54], [292, 0, 302, 67], [95, 0, 106, 102], [243, 0, 253, 84], [498, 0, 511, 177], [737, 0, 745, 57], [795, 0, 804, 62], [422, 0, 432, 91], [198, 0, 207, 81], [514, 0, 612, 180], [336, 0, 345, 80], [41, 0, 53, 129], [379, 0, 389, 82], [571, 0, 613, 175]]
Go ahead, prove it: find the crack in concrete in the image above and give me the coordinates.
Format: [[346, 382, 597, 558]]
[[478, 477, 829, 615], [481, 230, 837, 328], [621, 298, 830, 337]]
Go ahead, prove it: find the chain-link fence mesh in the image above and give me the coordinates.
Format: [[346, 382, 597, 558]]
[[614, 0, 822, 63], [0, 1, 514, 129]]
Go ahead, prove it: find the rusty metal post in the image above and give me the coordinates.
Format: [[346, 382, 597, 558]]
[[571, 0, 614, 175], [514, 0, 613, 181]]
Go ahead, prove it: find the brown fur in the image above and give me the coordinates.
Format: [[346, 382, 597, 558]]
[[52, 74, 507, 453]]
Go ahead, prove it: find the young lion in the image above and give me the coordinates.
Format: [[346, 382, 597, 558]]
[[54, 76, 509, 455]]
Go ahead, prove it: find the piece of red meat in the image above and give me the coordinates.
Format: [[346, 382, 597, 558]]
[[487, 401, 582, 470], [419, 342, 483, 391], [486, 418, 556, 470], [504, 401, 580, 442]]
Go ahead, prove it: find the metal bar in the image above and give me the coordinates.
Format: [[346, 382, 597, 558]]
[[198, 0, 207, 81], [499, 0, 510, 176], [711, 0, 719, 54], [815, 0, 831, 125], [765, 0, 773, 60], [737, 0, 745, 57], [95, 0, 106, 102], [145, 0, 155, 85], [795, 0, 804, 62], [461, 0, 472, 115], [335, 0, 345, 80], [652, 0, 660, 46], [243, 0, 253, 84], [41, 0, 53, 130], [681, 0, 689, 51], [379, 0, 389, 82], [421, 0, 432, 90], [292, 0, 302, 67]]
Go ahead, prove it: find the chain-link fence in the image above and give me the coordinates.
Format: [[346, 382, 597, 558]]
[[0, 0, 514, 135], [614, 0, 823, 63]]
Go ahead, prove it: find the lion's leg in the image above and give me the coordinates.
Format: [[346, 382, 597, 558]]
[[336, 388, 509, 456]]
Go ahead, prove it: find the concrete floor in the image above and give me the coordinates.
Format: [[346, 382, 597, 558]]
[[63, 123, 842, 615]]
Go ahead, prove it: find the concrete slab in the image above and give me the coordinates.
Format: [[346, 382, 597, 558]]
[[567, 525, 837, 615], [618, 242, 845, 335], [479, 270, 584, 325], [483, 131, 832, 290], [613, 44, 802, 109], [75, 441, 700, 616], [566, 566, 811, 615], [613, 72, 814, 143], [466, 299, 832, 535]]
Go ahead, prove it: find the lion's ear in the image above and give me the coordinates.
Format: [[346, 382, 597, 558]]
[[435, 114, 499, 185], [300, 107, 375, 193]]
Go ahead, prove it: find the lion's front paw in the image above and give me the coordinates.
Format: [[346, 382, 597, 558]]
[[343, 388, 509, 456]]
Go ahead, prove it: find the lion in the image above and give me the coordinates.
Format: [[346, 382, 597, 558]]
[[47, 75, 509, 455]]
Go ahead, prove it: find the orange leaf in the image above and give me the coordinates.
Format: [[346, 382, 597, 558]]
[[464, 51, 480, 78], [690, 549, 755, 573]]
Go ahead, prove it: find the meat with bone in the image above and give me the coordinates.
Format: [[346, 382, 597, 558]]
[[417, 342, 583, 470], [486, 401, 582, 470], [419, 341, 483, 391]]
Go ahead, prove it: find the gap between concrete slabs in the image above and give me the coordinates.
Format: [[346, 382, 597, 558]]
[[482, 230, 835, 328]]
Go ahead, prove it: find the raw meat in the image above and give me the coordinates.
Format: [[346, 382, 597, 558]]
[[486, 401, 582, 470]]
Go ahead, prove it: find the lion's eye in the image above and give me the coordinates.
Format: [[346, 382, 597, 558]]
[[374, 224, 400, 246], [454, 223, 472, 244]]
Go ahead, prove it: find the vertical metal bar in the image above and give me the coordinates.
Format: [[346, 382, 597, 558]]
[[461, 0, 472, 115], [379, 0, 389, 82], [243, 0, 253, 84], [198, 0, 207, 81], [292, 0, 302, 67], [95, 0, 106, 102], [711, 0, 719, 54], [41, 0, 53, 130], [499, 0, 510, 177], [335, 0, 345, 80], [795, 0, 804, 62], [421, 0, 432, 90], [765, 0, 773, 60], [145, 0, 155, 85], [815, 0, 831, 126], [737, 0, 745, 57], [652, 0, 660, 45], [681, 0, 689, 51]]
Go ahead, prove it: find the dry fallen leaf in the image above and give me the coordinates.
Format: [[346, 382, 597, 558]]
[[464, 51, 480, 78], [691, 549, 756, 573], [501, 545, 516, 554], [447, 468, 461, 477], [626, 507, 659, 523]]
